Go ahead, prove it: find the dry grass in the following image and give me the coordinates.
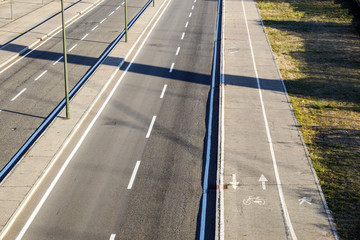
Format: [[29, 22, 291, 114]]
[[256, 0, 360, 239]]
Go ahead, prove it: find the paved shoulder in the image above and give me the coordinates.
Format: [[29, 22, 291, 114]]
[[219, 0, 337, 239]]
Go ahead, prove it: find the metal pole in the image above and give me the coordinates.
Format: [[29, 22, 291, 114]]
[[124, 0, 127, 42], [60, 0, 70, 119], [10, 0, 13, 20], [153, 0, 154, 7]]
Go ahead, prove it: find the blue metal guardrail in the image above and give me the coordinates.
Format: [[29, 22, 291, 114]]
[[0, 0, 154, 182]]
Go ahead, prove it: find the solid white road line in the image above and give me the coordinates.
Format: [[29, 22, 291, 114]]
[[81, 33, 89, 40], [109, 11, 114, 16], [169, 62, 175, 72], [176, 46, 180, 55], [146, 116, 156, 138], [109, 234, 116, 240], [100, 17, 107, 23], [185, 21, 189, 28], [181, 32, 185, 40], [242, 0, 297, 239], [13, 0, 173, 237], [218, 0, 225, 239], [160, 84, 167, 99], [68, 44, 78, 52], [189, 12, 192, 18], [11, 88, 26, 101], [53, 56, 63, 65], [35, 70, 47, 81], [127, 161, 141, 189], [91, 25, 98, 31]]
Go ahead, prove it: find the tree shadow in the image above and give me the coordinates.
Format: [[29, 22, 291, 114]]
[[258, 1, 360, 238]]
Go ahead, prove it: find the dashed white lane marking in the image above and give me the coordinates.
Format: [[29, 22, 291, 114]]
[[109, 234, 116, 240], [176, 46, 180, 55], [109, 11, 114, 16], [146, 116, 156, 138], [181, 32, 185, 40], [68, 44, 78, 52], [35, 70, 47, 81], [127, 161, 141, 189], [121, 2, 124, 5], [11, 88, 26, 101], [185, 21, 189, 28], [91, 25, 98, 31], [194, 0, 196, 2], [11, 0, 173, 238], [160, 84, 167, 99], [192, 5, 194, 10], [100, 17, 107, 23], [116, 5, 120, 10], [189, 12, 192, 18], [81, 33, 89, 40], [53, 56, 63, 65], [169, 62, 175, 72]]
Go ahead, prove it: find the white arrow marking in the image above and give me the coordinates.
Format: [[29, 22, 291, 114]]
[[259, 174, 268, 190], [298, 197, 312, 205], [229, 174, 239, 189]]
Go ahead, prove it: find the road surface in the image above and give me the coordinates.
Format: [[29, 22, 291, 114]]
[[3, 0, 219, 238]]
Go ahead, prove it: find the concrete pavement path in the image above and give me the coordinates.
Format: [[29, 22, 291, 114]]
[[218, 0, 338, 239]]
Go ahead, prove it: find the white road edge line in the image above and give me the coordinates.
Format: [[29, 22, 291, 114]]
[[242, 0, 297, 239], [100, 17, 107, 23], [11, 88, 26, 101], [68, 44, 78, 52], [217, 0, 225, 238], [160, 84, 167, 98], [181, 32, 185, 40], [127, 161, 141, 189], [35, 70, 47, 81], [53, 56, 63, 65], [169, 62, 175, 72], [185, 21, 189, 28], [175, 46, 180, 55], [109, 11, 114, 16], [255, 4, 339, 240], [91, 25, 98, 31], [81, 33, 89, 40], [13, 0, 173, 238], [146, 116, 156, 138]]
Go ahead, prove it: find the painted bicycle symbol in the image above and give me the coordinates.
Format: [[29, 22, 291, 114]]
[[243, 196, 265, 205]]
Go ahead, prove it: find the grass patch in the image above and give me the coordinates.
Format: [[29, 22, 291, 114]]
[[256, 0, 360, 239]]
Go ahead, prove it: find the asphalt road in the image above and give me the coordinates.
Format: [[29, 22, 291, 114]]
[[0, 0, 148, 170], [3, 0, 218, 238]]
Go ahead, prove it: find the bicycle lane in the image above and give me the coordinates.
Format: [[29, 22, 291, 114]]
[[218, 0, 337, 239]]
